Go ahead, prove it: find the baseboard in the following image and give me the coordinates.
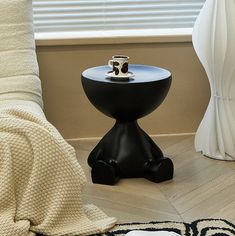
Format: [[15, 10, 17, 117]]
[[66, 132, 195, 143]]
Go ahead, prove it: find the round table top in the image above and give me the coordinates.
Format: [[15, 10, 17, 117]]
[[82, 64, 171, 84]]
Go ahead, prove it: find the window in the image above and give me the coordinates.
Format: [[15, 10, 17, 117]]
[[33, 0, 205, 42]]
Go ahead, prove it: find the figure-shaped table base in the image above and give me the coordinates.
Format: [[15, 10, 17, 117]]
[[88, 121, 173, 185], [82, 65, 174, 185]]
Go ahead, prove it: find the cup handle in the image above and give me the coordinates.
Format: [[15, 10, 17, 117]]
[[108, 60, 114, 68]]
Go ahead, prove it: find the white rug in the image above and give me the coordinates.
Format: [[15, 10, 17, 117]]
[[102, 219, 235, 236]]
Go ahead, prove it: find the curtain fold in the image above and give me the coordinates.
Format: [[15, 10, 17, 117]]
[[192, 0, 235, 160]]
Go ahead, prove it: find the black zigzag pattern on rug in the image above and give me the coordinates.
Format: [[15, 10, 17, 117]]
[[102, 219, 235, 236]]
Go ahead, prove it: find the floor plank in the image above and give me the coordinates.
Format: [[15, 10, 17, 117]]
[[69, 135, 235, 224]]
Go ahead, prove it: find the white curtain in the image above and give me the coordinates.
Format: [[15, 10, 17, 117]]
[[192, 0, 235, 160]]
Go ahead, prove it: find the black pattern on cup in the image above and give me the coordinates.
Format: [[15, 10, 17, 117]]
[[113, 61, 120, 75], [121, 62, 128, 74]]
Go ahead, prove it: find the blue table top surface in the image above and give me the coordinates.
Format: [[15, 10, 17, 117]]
[[82, 64, 171, 83]]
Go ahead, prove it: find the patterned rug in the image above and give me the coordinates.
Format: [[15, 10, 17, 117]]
[[102, 219, 235, 236]]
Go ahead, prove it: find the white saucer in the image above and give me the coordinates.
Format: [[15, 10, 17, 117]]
[[105, 71, 135, 78]]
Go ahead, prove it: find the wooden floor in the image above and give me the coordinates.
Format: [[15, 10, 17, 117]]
[[69, 135, 235, 224]]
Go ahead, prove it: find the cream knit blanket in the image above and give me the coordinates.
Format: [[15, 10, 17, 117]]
[[0, 0, 116, 235], [0, 101, 116, 236]]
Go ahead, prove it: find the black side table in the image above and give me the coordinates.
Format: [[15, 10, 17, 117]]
[[82, 64, 174, 185]]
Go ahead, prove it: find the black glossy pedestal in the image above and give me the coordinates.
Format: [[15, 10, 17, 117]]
[[82, 64, 174, 185]]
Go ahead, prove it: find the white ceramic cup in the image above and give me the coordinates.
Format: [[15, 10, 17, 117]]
[[108, 55, 129, 77]]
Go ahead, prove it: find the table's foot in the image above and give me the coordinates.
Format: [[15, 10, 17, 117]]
[[88, 121, 174, 185], [91, 160, 120, 185], [144, 157, 174, 183]]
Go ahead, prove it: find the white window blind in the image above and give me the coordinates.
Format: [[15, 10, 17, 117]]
[[32, 0, 205, 36]]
